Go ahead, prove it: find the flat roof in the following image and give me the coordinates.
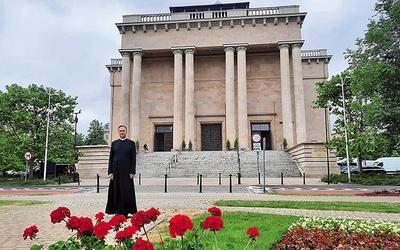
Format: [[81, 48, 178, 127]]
[[169, 2, 250, 13]]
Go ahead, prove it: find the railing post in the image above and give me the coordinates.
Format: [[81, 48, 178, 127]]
[[199, 174, 203, 193], [96, 174, 100, 193], [164, 174, 168, 193], [229, 174, 232, 193]]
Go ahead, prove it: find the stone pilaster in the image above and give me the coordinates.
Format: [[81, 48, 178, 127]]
[[292, 43, 307, 144], [224, 46, 236, 147], [120, 51, 131, 134], [184, 48, 196, 149], [237, 46, 249, 149], [130, 50, 143, 141], [278, 43, 294, 147], [172, 49, 183, 150]]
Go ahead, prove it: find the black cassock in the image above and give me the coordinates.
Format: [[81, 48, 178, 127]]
[[105, 138, 137, 216]]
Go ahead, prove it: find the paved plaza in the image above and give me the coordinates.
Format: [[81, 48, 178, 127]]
[[1, 177, 399, 249]]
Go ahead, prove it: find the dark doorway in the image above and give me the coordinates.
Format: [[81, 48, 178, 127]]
[[251, 123, 272, 150], [201, 124, 222, 151], [154, 125, 173, 152]]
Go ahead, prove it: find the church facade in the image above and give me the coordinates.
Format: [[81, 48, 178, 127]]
[[105, 2, 335, 175]]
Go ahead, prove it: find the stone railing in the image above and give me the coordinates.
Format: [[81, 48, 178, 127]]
[[301, 49, 328, 58], [110, 58, 122, 65], [122, 5, 300, 23]]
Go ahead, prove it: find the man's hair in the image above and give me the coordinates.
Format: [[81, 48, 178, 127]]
[[118, 125, 127, 131]]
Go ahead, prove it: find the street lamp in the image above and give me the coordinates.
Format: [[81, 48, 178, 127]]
[[341, 76, 351, 183], [324, 106, 330, 185], [43, 88, 57, 181], [73, 110, 81, 154]]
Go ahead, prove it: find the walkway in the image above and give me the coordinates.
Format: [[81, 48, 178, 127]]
[[0, 177, 399, 249]]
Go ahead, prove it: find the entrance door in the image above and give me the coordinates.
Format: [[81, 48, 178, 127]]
[[201, 124, 222, 151], [154, 125, 173, 152], [251, 123, 272, 150]]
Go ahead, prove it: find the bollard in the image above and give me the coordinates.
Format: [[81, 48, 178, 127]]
[[218, 173, 221, 185], [58, 175, 61, 185], [139, 173, 141, 185], [258, 172, 261, 185], [281, 172, 284, 185], [199, 174, 203, 193], [97, 174, 100, 193], [164, 174, 168, 193], [303, 173, 306, 185], [197, 173, 199, 185], [229, 174, 232, 193], [238, 172, 241, 184]]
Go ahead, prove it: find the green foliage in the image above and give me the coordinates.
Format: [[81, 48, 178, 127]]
[[321, 173, 400, 186], [0, 84, 78, 176], [314, 0, 400, 164], [226, 139, 231, 150], [233, 138, 239, 150], [85, 119, 107, 145], [181, 139, 186, 151], [282, 138, 288, 150], [135, 140, 140, 152], [188, 139, 193, 151]]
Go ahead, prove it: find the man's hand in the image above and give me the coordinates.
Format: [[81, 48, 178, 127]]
[[130, 174, 134, 179], [109, 173, 113, 180]]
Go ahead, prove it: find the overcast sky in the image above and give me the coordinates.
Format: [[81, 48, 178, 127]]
[[0, 0, 377, 135]]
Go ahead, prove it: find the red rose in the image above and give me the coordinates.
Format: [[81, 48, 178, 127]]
[[169, 214, 194, 238], [133, 237, 154, 250], [207, 206, 222, 217], [145, 207, 161, 222], [247, 227, 260, 240], [95, 212, 105, 222], [201, 216, 224, 231], [50, 206, 71, 224], [23, 225, 39, 240], [94, 221, 112, 239], [131, 210, 151, 228]]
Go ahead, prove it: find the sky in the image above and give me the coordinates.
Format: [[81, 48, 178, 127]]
[[0, 0, 377, 135]]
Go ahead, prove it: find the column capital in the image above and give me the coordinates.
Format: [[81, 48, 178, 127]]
[[132, 51, 143, 57], [291, 43, 303, 49], [172, 48, 183, 55], [184, 47, 196, 54], [224, 46, 235, 52], [236, 46, 247, 52], [278, 43, 290, 50], [119, 51, 131, 57]]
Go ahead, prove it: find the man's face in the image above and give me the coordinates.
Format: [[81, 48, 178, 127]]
[[118, 127, 127, 139]]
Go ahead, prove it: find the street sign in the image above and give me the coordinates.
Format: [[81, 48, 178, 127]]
[[24, 151, 32, 161]]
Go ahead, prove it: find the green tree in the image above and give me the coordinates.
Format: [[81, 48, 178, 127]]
[[0, 84, 78, 177], [315, 0, 400, 170], [85, 120, 107, 145]]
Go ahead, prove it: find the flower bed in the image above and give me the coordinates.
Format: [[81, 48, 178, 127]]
[[273, 216, 400, 249], [357, 188, 400, 196], [23, 206, 260, 250]]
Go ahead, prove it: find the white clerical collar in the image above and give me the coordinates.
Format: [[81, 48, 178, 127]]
[[119, 138, 127, 141]]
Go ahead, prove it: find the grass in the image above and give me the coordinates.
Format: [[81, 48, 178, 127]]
[[0, 200, 49, 206], [214, 200, 400, 213], [0, 175, 73, 186], [153, 212, 299, 250]]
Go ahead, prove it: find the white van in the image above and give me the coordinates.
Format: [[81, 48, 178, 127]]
[[372, 157, 400, 174]]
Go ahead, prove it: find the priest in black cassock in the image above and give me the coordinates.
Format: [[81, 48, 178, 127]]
[[105, 125, 137, 217]]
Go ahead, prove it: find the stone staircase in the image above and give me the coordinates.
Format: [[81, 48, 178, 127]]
[[136, 150, 301, 178]]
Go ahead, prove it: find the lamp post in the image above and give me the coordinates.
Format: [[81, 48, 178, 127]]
[[43, 89, 56, 181], [341, 76, 351, 183], [73, 110, 81, 155], [324, 106, 330, 185]]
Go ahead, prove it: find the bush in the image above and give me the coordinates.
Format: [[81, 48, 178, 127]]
[[321, 173, 400, 185]]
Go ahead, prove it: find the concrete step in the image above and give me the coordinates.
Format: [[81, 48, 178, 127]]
[[137, 150, 301, 178]]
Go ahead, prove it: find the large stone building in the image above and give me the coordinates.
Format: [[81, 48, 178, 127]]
[[100, 1, 336, 176]]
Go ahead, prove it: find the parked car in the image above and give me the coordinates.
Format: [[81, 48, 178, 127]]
[[372, 157, 400, 174]]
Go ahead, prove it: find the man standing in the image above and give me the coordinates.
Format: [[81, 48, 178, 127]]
[[105, 125, 137, 217]]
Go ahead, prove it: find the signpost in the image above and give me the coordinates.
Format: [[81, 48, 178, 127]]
[[24, 152, 32, 182]]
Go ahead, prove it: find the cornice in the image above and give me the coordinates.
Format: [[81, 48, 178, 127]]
[[117, 14, 306, 34]]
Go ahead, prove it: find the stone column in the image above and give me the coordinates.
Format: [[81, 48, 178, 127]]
[[173, 49, 183, 150], [224, 46, 236, 148], [184, 48, 195, 150], [279, 43, 294, 147], [292, 43, 307, 144], [130, 50, 143, 141], [237, 46, 249, 150], [120, 51, 131, 133]]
